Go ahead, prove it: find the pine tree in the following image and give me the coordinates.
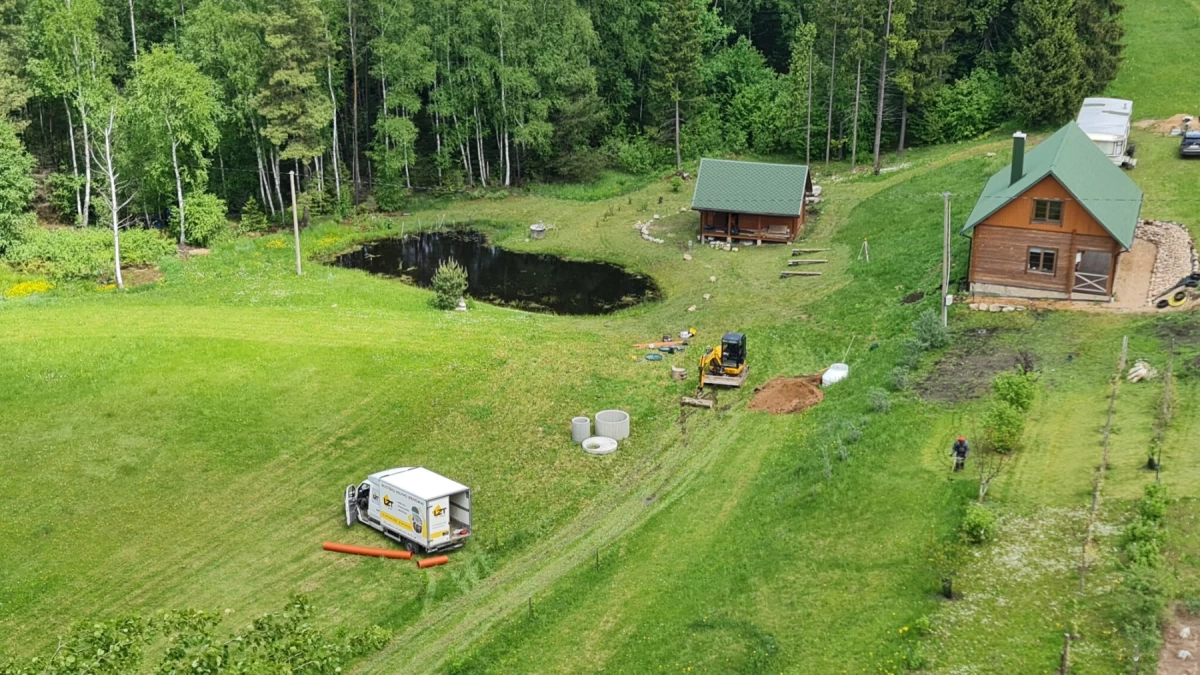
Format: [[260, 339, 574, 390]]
[[1075, 0, 1125, 95], [255, 0, 334, 163], [1010, 0, 1084, 125], [786, 21, 818, 163], [649, 0, 702, 172]]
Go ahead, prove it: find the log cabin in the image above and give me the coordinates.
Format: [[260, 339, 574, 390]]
[[692, 159, 814, 244], [963, 124, 1144, 300]]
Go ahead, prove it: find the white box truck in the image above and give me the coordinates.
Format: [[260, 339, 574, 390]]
[[344, 467, 472, 553]]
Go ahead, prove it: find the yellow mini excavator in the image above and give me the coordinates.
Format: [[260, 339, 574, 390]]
[[698, 332, 748, 389]]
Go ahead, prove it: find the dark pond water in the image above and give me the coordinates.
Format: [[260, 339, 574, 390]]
[[330, 230, 661, 315]]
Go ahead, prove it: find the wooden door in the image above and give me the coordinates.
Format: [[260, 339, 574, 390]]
[[1073, 251, 1113, 295]]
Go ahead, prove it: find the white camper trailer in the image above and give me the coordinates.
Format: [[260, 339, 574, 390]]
[[345, 467, 472, 553], [1076, 97, 1136, 168]]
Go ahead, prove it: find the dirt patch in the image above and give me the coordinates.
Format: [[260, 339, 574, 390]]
[[1134, 114, 1198, 134], [902, 291, 926, 305], [915, 331, 1024, 403], [1156, 313, 1200, 347], [748, 375, 824, 414], [1159, 608, 1199, 675], [121, 266, 164, 287]]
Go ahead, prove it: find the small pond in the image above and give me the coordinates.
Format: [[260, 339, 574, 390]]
[[330, 229, 661, 315]]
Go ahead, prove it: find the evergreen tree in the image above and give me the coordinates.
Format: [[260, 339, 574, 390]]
[[0, 0, 30, 125], [255, 0, 333, 164], [1010, 0, 1084, 125], [648, 0, 702, 171], [786, 21, 818, 162], [1075, 0, 1124, 95]]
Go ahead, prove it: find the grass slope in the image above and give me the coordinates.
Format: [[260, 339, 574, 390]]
[[1105, 0, 1200, 120]]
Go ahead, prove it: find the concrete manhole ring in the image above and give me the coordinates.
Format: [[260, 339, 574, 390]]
[[582, 436, 618, 455]]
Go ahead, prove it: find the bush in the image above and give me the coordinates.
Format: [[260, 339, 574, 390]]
[[984, 400, 1024, 453], [3, 226, 174, 280], [0, 118, 36, 251], [897, 337, 924, 369], [239, 197, 270, 233], [45, 170, 84, 224], [170, 192, 229, 247], [1139, 483, 1168, 522], [605, 133, 669, 176], [431, 259, 468, 309], [913, 309, 949, 350], [484, 190, 509, 200], [868, 388, 892, 413], [960, 503, 998, 544], [670, 176, 682, 193], [993, 369, 1038, 411], [888, 366, 910, 391], [915, 68, 1007, 144]]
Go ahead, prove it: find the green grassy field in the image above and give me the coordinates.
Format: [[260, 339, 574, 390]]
[[1106, 0, 1200, 120], [5, 11, 1200, 668]]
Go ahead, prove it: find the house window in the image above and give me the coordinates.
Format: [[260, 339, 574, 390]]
[[1032, 199, 1063, 224], [1028, 247, 1057, 274]]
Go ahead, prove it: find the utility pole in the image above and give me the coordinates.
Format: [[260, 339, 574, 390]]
[[290, 170, 303, 276], [942, 192, 952, 327]]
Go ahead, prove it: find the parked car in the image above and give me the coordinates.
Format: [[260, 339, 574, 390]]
[[1182, 130, 1200, 158]]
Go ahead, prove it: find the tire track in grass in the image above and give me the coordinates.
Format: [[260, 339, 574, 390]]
[[353, 409, 748, 674]]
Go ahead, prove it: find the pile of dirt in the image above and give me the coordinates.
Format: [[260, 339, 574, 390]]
[[749, 375, 824, 414], [1133, 114, 1197, 134], [902, 291, 926, 305]]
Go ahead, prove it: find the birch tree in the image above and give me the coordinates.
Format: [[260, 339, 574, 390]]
[[128, 45, 221, 246], [648, 0, 701, 172]]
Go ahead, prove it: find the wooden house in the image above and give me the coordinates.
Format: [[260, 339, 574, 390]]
[[963, 124, 1144, 300], [691, 159, 814, 244]]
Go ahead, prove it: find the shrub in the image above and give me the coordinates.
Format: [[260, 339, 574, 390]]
[[913, 309, 949, 350], [240, 197, 270, 233], [484, 190, 509, 200], [915, 68, 1007, 144], [960, 503, 998, 544], [1139, 483, 1168, 522], [0, 118, 36, 251], [984, 400, 1024, 453], [3, 226, 174, 280], [45, 170, 85, 224], [605, 132, 669, 175], [431, 259, 468, 309], [888, 366, 910, 391], [670, 176, 683, 193], [993, 369, 1038, 411], [170, 192, 229, 247], [897, 337, 924, 369], [868, 388, 891, 413], [912, 615, 933, 637]]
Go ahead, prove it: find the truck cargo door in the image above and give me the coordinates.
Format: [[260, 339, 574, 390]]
[[427, 497, 451, 544]]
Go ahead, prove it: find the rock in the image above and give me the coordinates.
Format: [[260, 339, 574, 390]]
[[1181, 627, 1192, 639], [653, 214, 661, 220], [1002, 306, 1015, 312], [703, 293, 711, 300], [989, 304, 1002, 312], [687, 305, 697, 312], [731, 247, 739, 252], [986, 152, 997, 157], [968, 303, 980, 311], [709, 276, 717, 283], [1016, 305, 1027, 311], [1180, 650, 1192, 661], [683, 254, 692, 261], [455, 298, 468, 312]]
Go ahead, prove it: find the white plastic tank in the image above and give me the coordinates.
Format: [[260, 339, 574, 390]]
[[571, 417, 591, 443], [594, 410, 630, 441], [822, 363, 849, 387]]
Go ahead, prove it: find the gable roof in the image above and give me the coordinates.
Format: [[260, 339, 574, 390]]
[[691, 158, 810, 217], [962, 123, 1144, 249]]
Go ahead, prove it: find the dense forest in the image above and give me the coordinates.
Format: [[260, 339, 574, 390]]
[[0, 0, 1125, 254]]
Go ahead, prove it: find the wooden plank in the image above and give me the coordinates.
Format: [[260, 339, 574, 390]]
[[680, 397, 714, 409], [780, 271, 822, 278], [632, 340, 688, 348], [792, 248, 830, 255], [787, 259, 827, 266]]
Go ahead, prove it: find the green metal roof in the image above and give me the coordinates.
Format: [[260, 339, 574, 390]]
[[963, 123, 1143, 249], [691, 158, 810, 217]]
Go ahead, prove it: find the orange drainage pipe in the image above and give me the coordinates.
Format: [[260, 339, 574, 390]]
[[417, 555, 450, 569], [323, 541, 413, 560]]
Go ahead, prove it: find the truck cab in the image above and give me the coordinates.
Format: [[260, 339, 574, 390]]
[[346, 467, 472, 553]]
